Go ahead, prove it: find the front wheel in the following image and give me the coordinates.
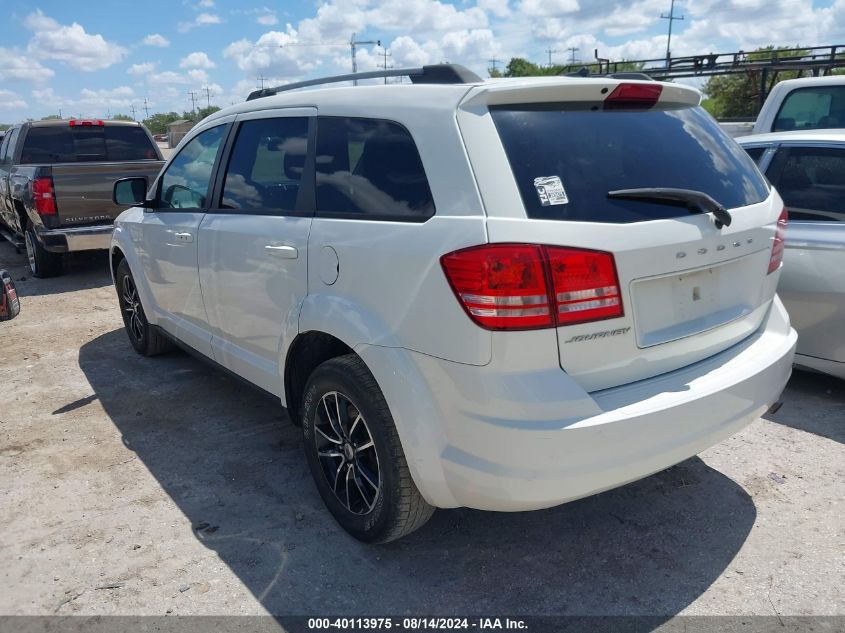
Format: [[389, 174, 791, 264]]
[[24, 224, 62, 278], [302, 354, 434, 543], [115, 259, 173, 356]]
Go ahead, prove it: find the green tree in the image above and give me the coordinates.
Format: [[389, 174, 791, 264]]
[[196, 105, 221, 120], [701, 46, 810, 119], [142, 111, 181, 135], [502, 57, 644, 78], [40, 114, 62, 120], [112, 113, 134, 121]]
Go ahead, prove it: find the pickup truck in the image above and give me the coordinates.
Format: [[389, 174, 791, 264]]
[[0, 119, 164, 277], [720, 75, 845, 138]]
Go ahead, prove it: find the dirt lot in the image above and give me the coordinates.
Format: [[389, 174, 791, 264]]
[[0, 238, 843, 619]]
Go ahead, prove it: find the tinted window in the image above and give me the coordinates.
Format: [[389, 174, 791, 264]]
[[492, 105, 769, 223], [315, 117, 434, 220], [3, 128, 20, 165], [774, 86, 845, 132], [743, 146, 766, 164], [221, 117, 308, 212], [0, 133, 10, 165], [159, 125, 226, 210], [19, 125, 158, 163], [767, 146, 845, 222]]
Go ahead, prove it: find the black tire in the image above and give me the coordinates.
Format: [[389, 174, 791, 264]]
[[24, 223, 62, 278], [115, 259, 173, 357], [302, 354, 434, 543]]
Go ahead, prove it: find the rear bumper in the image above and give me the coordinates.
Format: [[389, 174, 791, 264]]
[[358, 297, 797, 511], [36, 224, 114, 253]]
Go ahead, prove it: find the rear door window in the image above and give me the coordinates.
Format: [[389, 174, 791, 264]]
[[766, 145, 845, 222], [20, 125, 158, 163], [221, 117, 308, 212], [314, 117, 434, 221], [773, 86, 845, 132], [491, 105, 769, 223]]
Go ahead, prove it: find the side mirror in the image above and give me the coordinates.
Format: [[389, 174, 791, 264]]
[[113, 177, 147, 206]]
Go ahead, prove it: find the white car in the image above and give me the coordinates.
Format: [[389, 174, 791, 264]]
[[738, 130, 845, 380], [110, 65, 796, 543]]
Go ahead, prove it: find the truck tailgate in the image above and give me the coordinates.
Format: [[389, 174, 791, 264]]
[[50, 161, 163, 226]]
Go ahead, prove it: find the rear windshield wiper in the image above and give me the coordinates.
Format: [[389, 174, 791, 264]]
[[607, 188, 733, 228]]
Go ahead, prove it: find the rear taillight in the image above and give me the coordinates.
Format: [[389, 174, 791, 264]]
[[32, 177, 57, 216], [767, 207, 788, 274], [69, 119, 104, 126], [440, 244, 623, 330], [604, 82, 663, 110], [546, 247, 623, 325]]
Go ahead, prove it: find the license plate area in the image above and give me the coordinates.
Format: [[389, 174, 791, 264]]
[[631, 253, 766, 348]]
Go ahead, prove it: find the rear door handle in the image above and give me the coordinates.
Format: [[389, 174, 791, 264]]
[[265, 244, 298, 259], [174, 232, 194, 243]]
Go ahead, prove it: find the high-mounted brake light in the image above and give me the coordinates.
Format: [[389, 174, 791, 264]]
[[440, 244, 623, 330], [604, 83, 663, 110], [32, 177, 57, 216], [768, 207, 788, 274], [69, 119, 104, 127]]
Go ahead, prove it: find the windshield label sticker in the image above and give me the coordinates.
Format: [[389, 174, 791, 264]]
[[533, 176, 568, 206]]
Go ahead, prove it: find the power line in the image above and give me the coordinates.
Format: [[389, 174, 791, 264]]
[[488, 58, 503, 74], [142, 97, 150, 119], [188, 90, 198, 116], [129, 104, 137, 120], [567, 47, 580, 65], [545, 48, 558, 67], [660, 0, 685, 67], [203, 85, 213, 108]]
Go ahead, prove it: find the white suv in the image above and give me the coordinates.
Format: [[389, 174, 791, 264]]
[[110, 65, 797, 543]]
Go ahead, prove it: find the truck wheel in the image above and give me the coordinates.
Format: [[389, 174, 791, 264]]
[[115, 259, 173, 356], [302, 354, 434, 543], [24, 224, 62, 278]]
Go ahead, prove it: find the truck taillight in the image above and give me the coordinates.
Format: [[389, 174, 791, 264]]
[[32, 177, 57, 216], [604, 83, 663, 110], [69, 119, 104, 126], [768, 207, 788, 274], [440, 244, 623, 330]]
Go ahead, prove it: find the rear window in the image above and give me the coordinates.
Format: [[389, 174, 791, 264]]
[[19, 125, 158, 164], [491, 105, 769, 223], [773, 86, 845, 132]]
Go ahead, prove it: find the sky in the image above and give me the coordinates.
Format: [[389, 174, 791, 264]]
[[1, 0, 844, 122]]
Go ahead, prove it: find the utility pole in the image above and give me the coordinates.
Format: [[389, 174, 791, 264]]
[[256, 75, 267, 89], [188, 90, 198, 117], [142, 98, 150, 119], [567, 47, 580, 65], [488, 58, 503, 75], [378, 47, 392, 84], [203, 85, 213, 108], [350, 33, 381, 86], [545, 48, 557, 67], [129, 104, 137, 120], [660, 0, 685, 68]]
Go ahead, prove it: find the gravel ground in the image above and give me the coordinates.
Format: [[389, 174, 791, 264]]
[[0, 238, 842, 619]]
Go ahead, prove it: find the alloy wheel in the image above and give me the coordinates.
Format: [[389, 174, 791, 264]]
[[314, 391, 381, 515], [121, 274, 145, 343]]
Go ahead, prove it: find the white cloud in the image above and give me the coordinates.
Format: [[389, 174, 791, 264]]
[[0, 47, 54, 82], [257, 13, 279, 26], [178, 12, 222, 32], [477, 0, 510, 18], [24, 9, 127, 71], [519, 0, 579, 17], [196, 0, 215, 7], [128, 62, 157, 75], [180, 52, 216, 69], [0, 89, 27, 110], [142, 33, 170, 48]]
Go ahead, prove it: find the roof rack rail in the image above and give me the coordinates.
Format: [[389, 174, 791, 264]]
[[563, 68, 655, 81], [246, 64, 483, 100]]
